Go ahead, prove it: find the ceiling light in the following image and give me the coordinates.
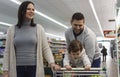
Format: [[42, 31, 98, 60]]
[[0, 21, 64, 39], [35, 10, 68, 28], [89, 0, 104, 37], [10, 0, 68, 29], [10, 0, 21, 5], [0, 21, 12, 26], [116, 8, 120, 27], [45, 33, 64, 39], [0, 32, 4, 35]]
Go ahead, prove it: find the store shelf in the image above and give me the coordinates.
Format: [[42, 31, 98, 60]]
[[0, 35, 6, 75], [117, 29, 120, 76], [44, 39, 66, 68]]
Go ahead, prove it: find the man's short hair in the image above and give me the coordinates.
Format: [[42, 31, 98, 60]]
[[71, 12, 84, 22]]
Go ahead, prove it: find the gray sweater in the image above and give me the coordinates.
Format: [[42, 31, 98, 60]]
[[14, 21, 37, 66], [65, 26, 101, 63]]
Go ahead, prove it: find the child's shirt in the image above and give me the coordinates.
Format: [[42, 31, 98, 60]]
[[63, 48, 91, 67]]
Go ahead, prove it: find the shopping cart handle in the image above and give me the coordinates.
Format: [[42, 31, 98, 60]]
[[60, 68, 102, 71]]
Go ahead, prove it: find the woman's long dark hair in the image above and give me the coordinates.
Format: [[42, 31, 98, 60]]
[[16, 1, 36, 28]]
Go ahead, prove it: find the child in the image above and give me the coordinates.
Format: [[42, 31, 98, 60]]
[[63, 40, 91, 70]]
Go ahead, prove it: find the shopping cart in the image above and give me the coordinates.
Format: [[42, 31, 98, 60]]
[[53, 68, 107, 77]]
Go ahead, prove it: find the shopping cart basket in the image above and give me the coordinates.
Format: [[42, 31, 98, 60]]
[[53, 68, 107, 77]]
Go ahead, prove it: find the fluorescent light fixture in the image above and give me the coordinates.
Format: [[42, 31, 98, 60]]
[[45, 33, 64, 39], [10, 0, 68, 29], [10, 0, 21, 5], [0, 32, 4, 35], [89, 0, 104, 37], [116, 8, 120, 27], [0, 21, 12, 26], [35, 10, 68, 28], [0, 21, 64, 39], [97, 36, 115, 41]]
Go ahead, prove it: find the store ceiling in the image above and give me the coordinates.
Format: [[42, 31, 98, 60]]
[[0, 0, 116, 38]]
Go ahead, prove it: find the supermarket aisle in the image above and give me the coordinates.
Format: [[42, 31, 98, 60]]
[[101, 55, 118, 77]]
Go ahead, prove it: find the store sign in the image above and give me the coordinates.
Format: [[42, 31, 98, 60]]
[[103, 30, 116, 38]]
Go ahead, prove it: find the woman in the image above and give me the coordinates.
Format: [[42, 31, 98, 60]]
[[3, 1, 60, 77]]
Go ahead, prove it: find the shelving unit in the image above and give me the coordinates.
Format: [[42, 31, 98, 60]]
[[116, 2, 120, 75], [117, 27, 120, 76], [44, 39, 66, 67], [44, 39, 66, 77], [0, 34, 6, 74]]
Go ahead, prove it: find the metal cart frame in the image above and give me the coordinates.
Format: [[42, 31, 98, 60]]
[[53, 68, 107, 77]]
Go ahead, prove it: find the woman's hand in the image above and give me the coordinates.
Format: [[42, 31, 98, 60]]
[[50, 63, 61, 71], [3, 71, 9, 77], [84, 65, 91, 70], [65, 65, 72, 70]]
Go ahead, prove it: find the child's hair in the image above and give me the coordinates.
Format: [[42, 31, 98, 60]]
[[68, 40, 83, 53]]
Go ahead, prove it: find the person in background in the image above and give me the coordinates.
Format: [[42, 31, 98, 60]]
[[64, 12, 101, 67], [63, 40, 91, 70], [101, 46, 107, 62], [3, 1, 60, 77]]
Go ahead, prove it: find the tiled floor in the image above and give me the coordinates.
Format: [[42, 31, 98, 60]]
[[101, 55, 119, 77]]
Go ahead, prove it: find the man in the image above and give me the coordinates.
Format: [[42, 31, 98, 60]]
[[64, 12, 101, 67], [101, 46, 107, 62]]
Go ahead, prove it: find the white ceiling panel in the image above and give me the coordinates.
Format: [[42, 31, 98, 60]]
[[0, 0, 117, 38], [93, 0, 116, 30]]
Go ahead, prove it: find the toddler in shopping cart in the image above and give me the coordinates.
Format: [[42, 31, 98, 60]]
[[63, 40, 91, 70]]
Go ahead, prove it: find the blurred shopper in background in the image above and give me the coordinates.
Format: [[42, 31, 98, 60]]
[[3, 1, 60, 77], [64, 12, 101, 67], [101, 46, 107, 62]]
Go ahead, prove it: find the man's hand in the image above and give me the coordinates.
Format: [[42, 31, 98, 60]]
[[84, 65, 91, 70]]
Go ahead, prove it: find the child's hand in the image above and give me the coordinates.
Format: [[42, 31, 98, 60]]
[[84, 65, 91, 70], [65, 65, 72, 70]]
